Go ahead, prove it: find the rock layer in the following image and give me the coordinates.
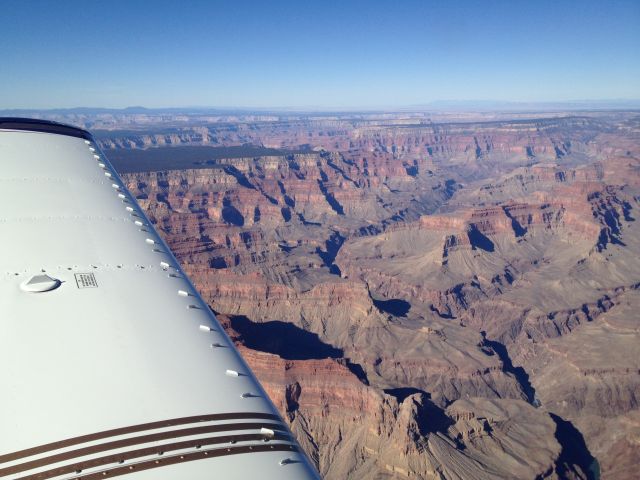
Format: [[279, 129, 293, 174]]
[[111, 112, 640, 479]]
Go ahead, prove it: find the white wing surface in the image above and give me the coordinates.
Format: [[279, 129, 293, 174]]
[[0, 119, 319, 480]]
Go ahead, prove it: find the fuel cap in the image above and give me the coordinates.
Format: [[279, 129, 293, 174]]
[[20, 274, 62, 293]]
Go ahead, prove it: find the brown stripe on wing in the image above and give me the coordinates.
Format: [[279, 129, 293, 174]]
[[1, 422, 288, 477], [15, 433, 294, 480], [0, 412, 281, 464], [70, 444, 300, 480]]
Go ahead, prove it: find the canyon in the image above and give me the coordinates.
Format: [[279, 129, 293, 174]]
[[60, 110, 640, 479]]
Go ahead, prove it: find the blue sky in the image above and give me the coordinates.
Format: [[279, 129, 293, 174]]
[[0, 0, 638, 109]]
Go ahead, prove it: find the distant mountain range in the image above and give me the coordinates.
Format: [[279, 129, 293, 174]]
[[1, 99, 639, 116]]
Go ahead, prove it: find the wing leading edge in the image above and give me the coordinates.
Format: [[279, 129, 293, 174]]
[[0, 119, 319, 479]]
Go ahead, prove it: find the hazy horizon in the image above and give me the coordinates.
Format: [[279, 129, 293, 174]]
[[2, 98, 640, 115]]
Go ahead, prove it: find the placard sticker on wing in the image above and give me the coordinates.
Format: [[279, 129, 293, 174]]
[[75, 273, 98, 289]]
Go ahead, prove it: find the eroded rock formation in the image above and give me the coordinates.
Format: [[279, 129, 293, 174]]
[[109, 112, 640, 479]]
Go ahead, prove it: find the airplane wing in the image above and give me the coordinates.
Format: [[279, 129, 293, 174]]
[[0, 118, 319, 480]]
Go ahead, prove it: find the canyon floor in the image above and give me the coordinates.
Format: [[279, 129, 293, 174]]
[[69, 110, 639, 479]]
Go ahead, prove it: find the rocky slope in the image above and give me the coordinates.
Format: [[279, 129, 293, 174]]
[[117, 112, 640, 479], [220, 315, 569, 479]]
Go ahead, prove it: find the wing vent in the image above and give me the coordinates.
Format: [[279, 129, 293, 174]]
[[20, 274, 61, 293]]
